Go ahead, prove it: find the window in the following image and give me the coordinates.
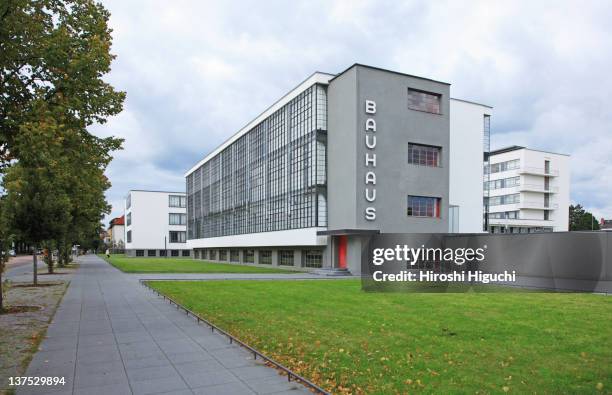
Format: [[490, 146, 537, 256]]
[[159, 250, 167, 256], [408, 88, 441, 114], [408, 143, 441, 167], [219, 249, 227, 261], [244, 249, 254, 263], [407, 196, 441, 218], [169, 195, 186, 208], [230, 250, 240, 262], [489, 211, 519, 219], [169, 213, 187, 225], [169, 231, 186, 243], [126, 212, 131, 226], [259, 250, 272, 264], [136, 250, 144, 257], [488, 194, 520, 206], [209, 249, 217, 260], [171, 250, 179, 257], [126, 194, 131, 209], [182, 250, 190, 257], [485, 176, 520, 190], [302, 250, 323, 268], [147, 250, 156, 257], [489, 159, 520, 174], [279, 250, 294, 266], [126, 230, 132, 243]]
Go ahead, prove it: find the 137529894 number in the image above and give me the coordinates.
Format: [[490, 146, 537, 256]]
[[8, 376, 66, 386]]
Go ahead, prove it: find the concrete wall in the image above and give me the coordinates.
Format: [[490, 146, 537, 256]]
[[449, 99, 491, 233], [327, 65, 450, 233]]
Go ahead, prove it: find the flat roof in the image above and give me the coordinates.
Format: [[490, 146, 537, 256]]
[[184, 72, 335, 177], [490, 146, 570, 157], [329, 63, 451, 85], [450, 97, 493, 109]]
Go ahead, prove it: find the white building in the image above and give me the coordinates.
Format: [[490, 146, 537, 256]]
[[124, 190, 191, 257], [449, 98, 492, 233], [485, 146, 570, 233]]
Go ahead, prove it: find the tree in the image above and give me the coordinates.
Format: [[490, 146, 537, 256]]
[[0, 0, 124, 284], [0, 0, 125, 165], [569, 204, 600, 231]]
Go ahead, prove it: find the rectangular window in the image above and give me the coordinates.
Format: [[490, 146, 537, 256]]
[[408, 143, 441, 167], [407, 196, 441, 218], [136, 249, 144, 257], [169, 213, 187, 225], [259, 250, 272, 264], [209, 249, 217, 260], [126, 212, 132, 226], [230, 249, 240, 262], [126, 194, 131, 209], [302, 250, 323, 268], [169, 195, 186, 208], [126, 230, 132, 243], [408, 88, 441, 114], [490, 159, 520, 174], [279, 250, 294, 266], [488, 194, 520, 206], [219, 250, 227, 261], [182, 250, 190, 257], [147, 250, 156, 257], [169, 231, 186, 243], [171, 250, 179, 257], [244, 249, 254, 263], [159, 250, 166, 257]]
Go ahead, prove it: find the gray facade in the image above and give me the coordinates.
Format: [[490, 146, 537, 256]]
[[327, 65, 450, 233]]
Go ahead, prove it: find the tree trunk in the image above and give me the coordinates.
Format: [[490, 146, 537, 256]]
[[33, 251, 38, 286], [45, 245, 54, 274], [0, 264, 4, 313]]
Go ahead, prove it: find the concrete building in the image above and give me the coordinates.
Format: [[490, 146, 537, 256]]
[[124, 190, 191, 257], [485, 146, 570, 233], [185, 64, 491, 273], [107, 215, 125, 249]]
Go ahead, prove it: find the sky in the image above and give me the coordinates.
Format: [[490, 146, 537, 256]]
[[93, 0, 612, 225]]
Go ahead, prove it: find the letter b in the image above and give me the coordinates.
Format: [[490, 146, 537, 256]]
[[365, 100, 376, 114]]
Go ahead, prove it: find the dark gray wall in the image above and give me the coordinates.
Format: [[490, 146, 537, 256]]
[[327, 65, 450, 234], [361, 232, 612, 283]]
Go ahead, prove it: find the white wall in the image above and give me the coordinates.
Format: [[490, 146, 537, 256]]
[[186, 227, 328, 249], [110, 224, 125, 245], [449, 99, 492, 233], [124, 190, 189, 250]]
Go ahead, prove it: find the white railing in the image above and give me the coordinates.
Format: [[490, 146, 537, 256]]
[[520, 201, 558, 209], [519, 166, 559, 176]]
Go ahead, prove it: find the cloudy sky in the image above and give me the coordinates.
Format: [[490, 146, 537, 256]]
[[93, 0, 612, 224]]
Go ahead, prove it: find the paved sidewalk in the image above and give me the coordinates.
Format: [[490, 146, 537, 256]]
[[17, 255, 309, 395]]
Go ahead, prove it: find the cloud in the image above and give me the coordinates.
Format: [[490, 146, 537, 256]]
[[94, 0, 612, 224]]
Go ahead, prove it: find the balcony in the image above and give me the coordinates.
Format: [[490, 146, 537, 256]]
[[488, 217, 554, 227], [519, 166, 559, 176], [519, 201, 558, 210], [519, 184, 559, 193]]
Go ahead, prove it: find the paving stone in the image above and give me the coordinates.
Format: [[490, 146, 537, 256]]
[[19, 254, 310, 395]]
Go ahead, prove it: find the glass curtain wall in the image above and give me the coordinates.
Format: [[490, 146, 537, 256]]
[[187, 84, 327, 239]]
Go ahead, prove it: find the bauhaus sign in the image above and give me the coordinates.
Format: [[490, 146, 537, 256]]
[[364, 99, 377, 221]]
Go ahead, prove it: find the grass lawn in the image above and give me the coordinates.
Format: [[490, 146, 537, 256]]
[[100, 254, 298, 274], [149, 279, 611, 394]]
